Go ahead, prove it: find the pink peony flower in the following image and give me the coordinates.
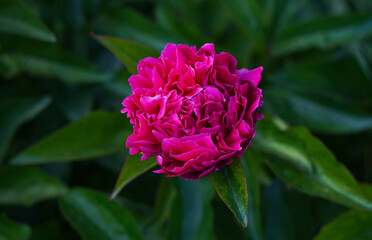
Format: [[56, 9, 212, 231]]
[[122, 43, 263, 180]]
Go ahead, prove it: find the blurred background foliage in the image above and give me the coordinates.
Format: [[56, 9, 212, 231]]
[[0, 0, 372, 239]]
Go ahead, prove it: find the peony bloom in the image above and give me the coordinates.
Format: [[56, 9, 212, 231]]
[[122, 43, 263, 180]]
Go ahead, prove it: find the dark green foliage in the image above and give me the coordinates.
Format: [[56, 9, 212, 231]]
[[0, 213, 31, 240], [60, 188, 143, 240], [0, 0, 55, 42], [211, 158, 248, 227], [241, 150, 263, 240], [0, 96, 51, 162], [167, 178, 215, 240], [11, 111, 129, 165], [94, 35, 160, 75], [111, 154, 157, 200], [0, 0, 371, 239], [314, 210, 372, 240], [0, 166, 67, 206]]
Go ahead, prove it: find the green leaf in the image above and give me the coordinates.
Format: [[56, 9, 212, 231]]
[[0, 214, 31, 240], [241, 150, 263, 240], [168, 178, 215, 240], [0, 96, 51, 163], [260, 127, 372, 210], [94, 35, 159, 75], [314, 210, 372, 240], [110, 153, 157, 200], [0, 0, 56, 42], [0, 166, 67, 206], [93, 7, 177, 51], [0, 39, 112, 84], [274, 13, 372, 56], [59, 188, 143, 240], [361, 184, 372, 201], [254, 118, 313, 174], [265, 88, 372, 134], [11, 111, 128, 165], [210, 158, 248, 227]]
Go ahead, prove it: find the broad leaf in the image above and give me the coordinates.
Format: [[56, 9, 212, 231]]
[[168, 178, 215, 240], [0, 0, 56, 42], [241, 150, 263, 240], [94, 35, 159, 75], [110, 153, 157, 200], [314, 210, 372, 240], [0, 96, 51, 162], [0, 166, 67, 206], [210, 158, 248, 227], [275, 13, 372, 56], [11, 111, 128, 165], [60, 188, 143, 240], [259, 127, 372, 210], [254, 118, 313, 174], [0, 39, 112, 84], [0, 214, 31, 240]]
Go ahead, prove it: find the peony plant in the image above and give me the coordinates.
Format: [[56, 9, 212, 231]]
[[2, 1, 372, 239]]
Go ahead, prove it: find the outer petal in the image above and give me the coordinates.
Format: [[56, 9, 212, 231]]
[[237, 67, 263, 87]]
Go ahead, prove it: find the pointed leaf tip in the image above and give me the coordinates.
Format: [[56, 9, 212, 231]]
[[210, 159, 248, 227], [111, 154, 157, 200]]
